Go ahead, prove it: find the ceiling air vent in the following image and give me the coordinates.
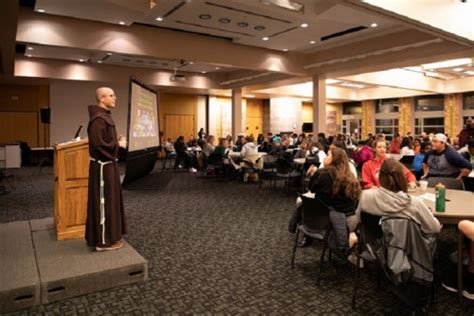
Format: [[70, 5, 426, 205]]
[[321, 26, 368, 42]]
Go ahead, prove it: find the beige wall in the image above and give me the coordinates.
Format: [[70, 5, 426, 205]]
[[50, 81, 129, 144]]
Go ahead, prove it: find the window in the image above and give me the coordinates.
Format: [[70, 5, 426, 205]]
[[375, 118, 398, 140], [376, 99, 398, 113], [463, 92, 474, 110], [415, 117, 444, 135], [342, 102, 362, 115], [415, 95, 444, 111]]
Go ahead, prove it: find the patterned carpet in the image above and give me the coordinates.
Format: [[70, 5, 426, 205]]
[[0, 166, 473, 315]]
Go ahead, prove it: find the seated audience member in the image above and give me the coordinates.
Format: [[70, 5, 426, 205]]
[[362, 138, 416, 189], [461, 139, 474, 167], [330, 141, 357, 178], [422, 133, 472, 180], [202, 135, 215, 157], [235, 134, 245, 151], [225, 135, 233, 149], [269, 136, 283, 157], [240, 136, 258, 157], [289, 147, 362, 246], [412, 142, 431, 179], [400, 137, 415, 156], [413, 138, 422, 155], [213, 138, 227, 156], [442, 220, 474, 299], [389, 134, 401, 154], [174, 136, 197, 172], [294, 134, 306, 147], [310, 141, 327, 169], [352, 138, 374, 169], [257, 134, 264, 146], [294, 141, 309, 159], [357, 159, 441, 234], [459, 117, 474, 148], [164, 138, 175, 153], [186, 135, 195, 147]]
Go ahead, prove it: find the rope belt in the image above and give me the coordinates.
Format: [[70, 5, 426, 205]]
[[90, 157, 117, 245]]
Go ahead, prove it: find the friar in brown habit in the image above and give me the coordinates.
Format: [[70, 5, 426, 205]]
[[86, 87, 126, 251]]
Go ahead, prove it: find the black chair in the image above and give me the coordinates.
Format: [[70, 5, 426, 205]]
[[352, 212, 383, 310], [204, 153, 224, 177], [352, 213, 436, 314], [398, 155, 415, 170], [427, 177, 465, 190], [291, 196, 332, 284], [161, 148, 177, 170], [258, 154, 276, 188], [0, 169, 14, 195], [274, 157, 300, 192]]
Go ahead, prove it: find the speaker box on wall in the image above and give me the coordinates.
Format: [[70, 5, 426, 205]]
[[40, 107, 51, 124]]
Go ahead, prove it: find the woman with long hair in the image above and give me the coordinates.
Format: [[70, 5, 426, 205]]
[[357, 159, 441, 234], [289, 147, 362, 243], [362, 138, 416, 189]]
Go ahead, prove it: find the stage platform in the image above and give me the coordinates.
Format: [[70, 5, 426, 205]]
[[0, 218, 148, 313]]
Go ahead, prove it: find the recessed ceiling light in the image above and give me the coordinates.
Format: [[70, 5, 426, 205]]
[[107, 52, 112, 56], [199, 14, 211, 20], [370, 23, 378, 28], [202, 71, 207, 74], [262, 37, 269, 41], [155, 17, 163, 21], [237, 22, 248, 28], [310, 40, 316, 44], [27, 47, 33, 50], [254, 26, 265, 31], [98, 60, 103, 63], [300, 23, 308, 28], [283, 49, 288, 52], [37, 9, 45, 13], [119, 21, 126, 25], [219, 18, 231, 24], [465, 70, 474, 75], [189, 61, 194, 64], [26, 54, 32, 58], [79, 59, 84, 62], [453, 67, 464, 72], [215, 67, 220, 70]]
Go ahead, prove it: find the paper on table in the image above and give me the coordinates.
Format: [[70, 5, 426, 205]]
[[418, 193, 436, 202]]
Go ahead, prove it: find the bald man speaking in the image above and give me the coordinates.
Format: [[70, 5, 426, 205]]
[[86, 87, 126, 251]]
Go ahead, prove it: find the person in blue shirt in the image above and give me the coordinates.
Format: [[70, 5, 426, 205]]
[[412, 141, 431, 179]]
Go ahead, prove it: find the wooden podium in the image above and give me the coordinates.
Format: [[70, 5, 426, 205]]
[[54, 139, 89, 240]]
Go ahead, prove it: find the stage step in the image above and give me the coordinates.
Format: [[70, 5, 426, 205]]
[[0, 221, 40, 314], [0, 218, 148, 313]]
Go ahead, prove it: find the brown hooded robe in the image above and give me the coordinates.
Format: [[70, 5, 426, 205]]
[[86, 105, 126, 247]]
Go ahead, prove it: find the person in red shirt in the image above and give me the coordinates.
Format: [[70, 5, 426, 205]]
[[362, 138, 417, 189], [389, 134, 402, 154]]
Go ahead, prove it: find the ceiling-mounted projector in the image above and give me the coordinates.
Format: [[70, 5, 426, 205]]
[[170, 74, 186, 82]]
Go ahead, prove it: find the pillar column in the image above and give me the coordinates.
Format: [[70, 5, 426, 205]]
[[232, 88, 243, 138], [312, 75, 326, 135]]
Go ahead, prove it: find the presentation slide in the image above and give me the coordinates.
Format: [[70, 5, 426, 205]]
[[127, 80, 160, 152]]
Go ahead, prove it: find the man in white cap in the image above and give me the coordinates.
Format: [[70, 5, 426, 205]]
[[422, 133, 472, 180]]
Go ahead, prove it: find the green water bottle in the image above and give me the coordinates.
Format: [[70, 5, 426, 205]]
[[435, 183, 446, 212]]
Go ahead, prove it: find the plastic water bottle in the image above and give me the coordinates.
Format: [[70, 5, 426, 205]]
[[435, 183, 446, 212]]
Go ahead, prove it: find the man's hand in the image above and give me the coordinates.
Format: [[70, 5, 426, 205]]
[[118, 135, 127, 148]]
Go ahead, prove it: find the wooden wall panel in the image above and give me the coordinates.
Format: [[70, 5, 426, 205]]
[[0, 112, 38, 146], [164, 114, 195, 141], [160, 93, 197, 140], [0, 84, 50, 147], [245, 99, 263, 137]]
